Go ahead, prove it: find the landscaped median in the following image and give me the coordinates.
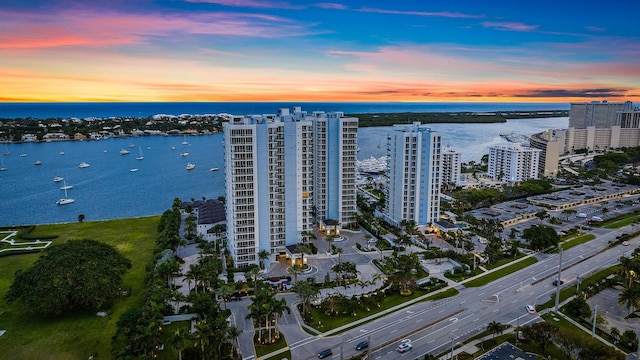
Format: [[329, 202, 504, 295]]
[[462, 255, 539, 287]]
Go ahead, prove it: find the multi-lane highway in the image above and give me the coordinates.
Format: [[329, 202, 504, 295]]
[[281, 221, 639, 360]]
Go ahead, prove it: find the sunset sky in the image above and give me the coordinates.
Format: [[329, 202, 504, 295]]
[[1, 0, 639, 103]]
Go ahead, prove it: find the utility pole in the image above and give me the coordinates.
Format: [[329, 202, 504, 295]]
[[592, 304, 597, 336], [450, 332, 456, 359], [367, 335, 371, 358], [554, 247, 563, 313]]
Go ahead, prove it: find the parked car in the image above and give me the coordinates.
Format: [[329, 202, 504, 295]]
[[622, 241, 630, 246], [526, 304, 536, 314], [318, 349, 332, 358], [552, 280, 564, 286], [356, 340, 369, 350]]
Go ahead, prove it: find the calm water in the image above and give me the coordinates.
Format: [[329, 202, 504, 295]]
[[0, 101, 568, 119], [0, 102, 569, 226]]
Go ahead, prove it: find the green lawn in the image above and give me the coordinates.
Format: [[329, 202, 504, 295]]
[[254, 332, 288, 358], [463, 257, 538, 287], [537, 266, 619, 310], [307, 289, 428, 332], [561, 234, 596, 250], [603, 214, 640, 229], [0, 217, 159, 360]]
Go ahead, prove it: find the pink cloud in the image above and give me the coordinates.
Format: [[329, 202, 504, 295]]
[[358, 7, 484, 19], [586, 26, 607, 32], [184, 0, 303, 9], [315, 3, 348, 10], [0, 9, 312, 50], [482, 22, 539, 32]]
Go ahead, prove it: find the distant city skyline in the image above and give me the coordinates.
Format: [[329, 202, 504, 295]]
[[1, 1, 639, 103]]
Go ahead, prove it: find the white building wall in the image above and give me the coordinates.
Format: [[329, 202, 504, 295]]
[[488, 145, 541, 183], [385, 122, 441, 227]]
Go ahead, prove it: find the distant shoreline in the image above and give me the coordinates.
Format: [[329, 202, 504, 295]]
[[349, 110, 568, 127], [0, 110, 568, 141]]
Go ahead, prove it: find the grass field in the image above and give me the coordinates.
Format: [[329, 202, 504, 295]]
[[0, 217, 159, 360], [462, 257, 538, 288]]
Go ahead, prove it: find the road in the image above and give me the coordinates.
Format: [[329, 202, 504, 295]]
[[282, 221, 640, 360]]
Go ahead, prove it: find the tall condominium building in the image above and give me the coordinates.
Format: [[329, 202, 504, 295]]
[[384, 122, 441, 227], [441, 148, 461, 186], [531, 101, 640, 176], [223, 107, 357, 268], [568, 100, 633, 129], [529, 129, 562, 177], [488, 144, 541, 183], [313, 112, 358, 231]]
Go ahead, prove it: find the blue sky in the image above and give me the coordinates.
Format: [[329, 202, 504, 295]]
[[1, 0, 638, 102]]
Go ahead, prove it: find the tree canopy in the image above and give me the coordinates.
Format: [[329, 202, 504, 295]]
[[522, 225, 560, 250], [5, 239, 131, 315]]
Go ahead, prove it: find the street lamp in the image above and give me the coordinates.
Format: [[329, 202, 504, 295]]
[[450, 332, 457, 360], [554, 247, 563, 313]]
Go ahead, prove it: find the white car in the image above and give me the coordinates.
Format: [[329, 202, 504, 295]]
[[526, 304, 536, 314], [396, 341, 413, 353]]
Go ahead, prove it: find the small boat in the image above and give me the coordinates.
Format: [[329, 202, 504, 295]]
[[34, 160, 42, 165], [53, 176, 64, 182], [0, 157, 6, 171], [182, 135, 189, 145], [180, 152, 189, 157], [103, 150, 107, 153], [20, 153, 27, 157], [120, 149, 130, 155], [186, 163, 195, 170], [59, 151, 65, 155], [78, 162, 90, 168], [128, 143, 135, 148], [3, 143, 9, 155], [210, 167, 219, 171], [136, 147, 144, 160], [147, 146, 151, 150], [56, 182, 75, 205], [171, 146, 176, 150], [130, 168, 138, 172]]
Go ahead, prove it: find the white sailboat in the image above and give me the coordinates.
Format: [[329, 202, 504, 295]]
[[186, 163, 195, 170], [0, 157, 7, 171], [3, 143, 9, 155], [136, 147, 144, 160], [57, 182, 75, 205], [78, 162, 90, 168], [181, 135, 189, 145]]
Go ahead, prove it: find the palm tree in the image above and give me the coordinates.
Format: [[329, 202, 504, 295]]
[[611, 327, 621, 342], [290, 264, 303, 283], [291, 281, 319, 318], [270, 297, 290, 339], [246, 303, 266, 344], [168, 328, 189, 360], [335, 247, 343, 266], [487, 321, 505, 339], [324, 235, 334, 254], [216, 283, 234, 310], [246, 267, 261, 290], [228, 326, 242, 358], [618, 283, 640, 315], [258, 249, 270, 270], [296, 243, 309, 268], [396, 233, 412, 253]]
